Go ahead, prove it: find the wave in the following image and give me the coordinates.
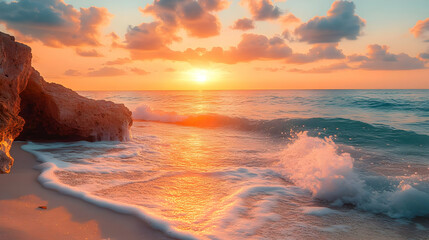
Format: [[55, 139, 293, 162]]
[[133, 104, 187, 123], [132, 105, 429, 218], [21, 143, 199, 240], [350, 98, 429, 112], [278, 132, 429, 219], [20, 132, 429, 240], [132, 104, 429, 149]]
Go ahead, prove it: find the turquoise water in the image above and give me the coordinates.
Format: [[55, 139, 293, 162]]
[[23, 90, 429, 239]]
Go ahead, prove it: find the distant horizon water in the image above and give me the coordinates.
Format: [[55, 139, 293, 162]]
[[74, 88, 429, 92]]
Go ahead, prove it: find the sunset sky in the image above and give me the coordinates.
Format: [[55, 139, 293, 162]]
[[1, 0, 428, 90]]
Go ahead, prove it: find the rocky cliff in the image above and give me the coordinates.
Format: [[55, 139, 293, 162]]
[[0, 32, 132, 173]]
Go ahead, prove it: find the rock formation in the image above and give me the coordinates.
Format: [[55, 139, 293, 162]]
[[18, 69, 132, 142], [0, 32, 132, 173], [0, 33, 32, 173]]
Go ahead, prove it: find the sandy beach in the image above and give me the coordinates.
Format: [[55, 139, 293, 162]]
[[0, 142, 175, 240]]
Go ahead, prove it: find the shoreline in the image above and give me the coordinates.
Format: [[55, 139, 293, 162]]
[[0, 142, 175, 240]]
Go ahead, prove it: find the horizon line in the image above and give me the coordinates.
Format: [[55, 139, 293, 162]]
[[76, 88, 429, 92]]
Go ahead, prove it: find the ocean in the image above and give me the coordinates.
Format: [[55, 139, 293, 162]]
[[22, 90, 429, 239]]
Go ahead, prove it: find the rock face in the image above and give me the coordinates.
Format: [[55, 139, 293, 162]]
[[0, 33, 32, 173], [18, 69, 132, 141], [0, 31, 133, 173]]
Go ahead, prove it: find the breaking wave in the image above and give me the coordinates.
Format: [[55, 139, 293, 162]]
[[279, 132, 429, 219], [132, 104, 429, 150]]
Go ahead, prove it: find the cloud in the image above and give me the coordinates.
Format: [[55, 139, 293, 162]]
[[181, 11, 221, 38], [64, 69, 82, 76], [130, 68, 150, 75], [88, 67, 127, 77], [241, 0, 282, 20], [105, 58, 133, 65], [289, 62, 351, 73], [108, 32, 122, 48], [124, 0, 230, 61], [280, 13, 300, 25], [125, 22, 173, 51], [201, 34, 293, 63], [127, 33, 293, 64], [347, 54, 369, 62], [124, 21, 182, 61], [411, 18, 429, 40], [294, 0, 365, 44], [0, 0, 111, 47], [199, 0, 230, 11], [165, 68, 176, 72], [419, 52, 429, 60], [356, 44, 425, 70], [76, 49, 104, 57], [254, 66, 285, 72], [140, 0, 228, 40], [287, 43, 345, 63], [231, 18, 255, 31]]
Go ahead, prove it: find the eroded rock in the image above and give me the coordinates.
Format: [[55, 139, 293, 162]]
[[0, 31, 133, 173], [0, 32, 32, 173], [18, 70, 132, 141]]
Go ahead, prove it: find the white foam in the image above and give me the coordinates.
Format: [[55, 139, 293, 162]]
[[317, 224, 351, 233], [279, 132, 429, 219], [22, 141, 149, 174], [302, 207, 340, 216], [279, 132, 364, 204], [132, 104, 187, 123], [208, 185, 298, 239], [21, 143, 198, 240]]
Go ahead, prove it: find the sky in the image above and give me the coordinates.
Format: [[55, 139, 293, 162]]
[[0, 0, 428, 90]]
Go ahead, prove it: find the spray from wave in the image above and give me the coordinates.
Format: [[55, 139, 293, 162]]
[[133, 104, 187, 123], [279, 132, 429, 219]]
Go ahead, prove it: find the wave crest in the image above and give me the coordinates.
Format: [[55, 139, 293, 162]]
[[279, 132, 429, 219], [133, 104, 187, 123], [132, 104, 429, 149]]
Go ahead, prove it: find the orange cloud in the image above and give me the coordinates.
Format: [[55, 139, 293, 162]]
[[125, 22, 173, 51], [287, 43, 345, 64], [64, 69, 82, 76], [241, 0, 282, 20], [410, 18, 429, 39], [88, 67, 126, 77], [353, 45, 426, 70], [130, 68, 150, 75], [289, 63, 351, 73], [180, 11, 221, 38], [140, 0, 228, 40], [0, 0, 111, 47], [128, 33, 293, 64], [231, 18, 255, 31], [254, 66, 286, 72], [105, 58, 133, 65], [75, 49, 104, 57], [280, 13, 300, 25]]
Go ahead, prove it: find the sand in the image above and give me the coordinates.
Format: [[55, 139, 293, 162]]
[[0, 142, 175, 240]]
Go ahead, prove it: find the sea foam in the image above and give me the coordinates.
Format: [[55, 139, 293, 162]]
[[21, 143, 198, 240], [279, 132, 429, 219]]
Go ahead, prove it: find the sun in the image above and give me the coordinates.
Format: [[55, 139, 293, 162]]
[[192, 69, 208, 83]]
